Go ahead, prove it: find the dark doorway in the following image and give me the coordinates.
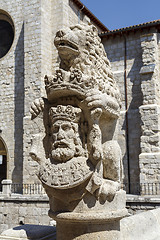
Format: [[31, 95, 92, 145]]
[[0, 140, 7, 191], [0, 155, 7, 191]]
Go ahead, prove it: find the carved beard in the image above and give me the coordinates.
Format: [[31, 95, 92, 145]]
[[51, 140, 75, 163]]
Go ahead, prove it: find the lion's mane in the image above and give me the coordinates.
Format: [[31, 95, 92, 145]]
[[65, 24, 121, 109]]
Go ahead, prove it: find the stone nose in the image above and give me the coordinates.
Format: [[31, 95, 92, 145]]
[[56, 30, 65, 38], [57, 128, 65, 140]]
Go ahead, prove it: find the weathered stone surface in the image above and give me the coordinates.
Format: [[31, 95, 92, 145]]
[[120, 208, 160, 240], [30, 23, 127, 239], [0, 194, 52, 234], [140, 64, 155, 74], [102, 29, 160, 190]]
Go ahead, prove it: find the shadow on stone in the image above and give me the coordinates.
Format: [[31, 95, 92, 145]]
[[0, 224, 56, 240]]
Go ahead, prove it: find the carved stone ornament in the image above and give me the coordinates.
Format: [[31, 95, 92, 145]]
[[30, 23, 127, 240]]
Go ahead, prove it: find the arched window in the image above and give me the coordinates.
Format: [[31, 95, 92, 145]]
[[0, 139, 7, 190], [0, 10, 14, 59]]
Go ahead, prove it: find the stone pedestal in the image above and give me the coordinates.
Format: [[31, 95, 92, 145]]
[[56, 219, 120, 240], [30, 23, 127, 240], [49, 190, 127, 240], [53, 211, 126, 240]]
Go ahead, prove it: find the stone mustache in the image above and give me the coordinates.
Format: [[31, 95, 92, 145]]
[[30, 23, 127, 233]]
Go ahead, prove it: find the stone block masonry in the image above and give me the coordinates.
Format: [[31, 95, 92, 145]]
[[0, 0, 24, 184], [139, 31, 160, 184], [0, 194, 51, 234], [102, 28, 160, 192], [102, 32, 143, 190]]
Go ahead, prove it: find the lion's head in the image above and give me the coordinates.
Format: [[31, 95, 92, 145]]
[[54, 24, 110, 76], [52, 23, 121, 117]]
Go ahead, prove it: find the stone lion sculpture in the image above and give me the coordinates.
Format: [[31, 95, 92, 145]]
[[54, 23, 120, 107], [30, 23, 124, 211]]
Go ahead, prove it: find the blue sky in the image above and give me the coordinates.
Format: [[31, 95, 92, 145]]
[[81, 0, 160, 30]]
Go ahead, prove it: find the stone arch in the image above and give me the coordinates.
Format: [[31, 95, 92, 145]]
[[0, 9, 15, 59], [0, 137, 8, 189]]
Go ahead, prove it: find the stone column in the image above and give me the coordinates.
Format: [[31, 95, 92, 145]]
[[139, 32, 160, 189], [56, 217, 121, 240]]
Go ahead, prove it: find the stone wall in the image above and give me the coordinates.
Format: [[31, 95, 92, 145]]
[[0, 0, 24, 183], [102, 28, 160, 192], [126, 195, 160, 215], [139, 30, 160, 184], [0, 194, 51, 234], [102, 31, 143, 188], [23, 0, 53, 183]]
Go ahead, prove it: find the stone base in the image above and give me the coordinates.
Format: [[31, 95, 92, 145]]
[[57, 220, 121, 240], [48, 189, 127, 240], [50, 208, 127, 240], [0, 224, 56, 240]]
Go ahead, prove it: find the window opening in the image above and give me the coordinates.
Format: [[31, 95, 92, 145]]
[[0, 11, 14, 59]]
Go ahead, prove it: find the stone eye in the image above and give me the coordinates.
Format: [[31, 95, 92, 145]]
[[62, 124, 71, 131], [52, 126, 59, 133]]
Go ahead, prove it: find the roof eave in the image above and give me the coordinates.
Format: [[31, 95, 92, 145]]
[[71, 0, 109, 32], [100, 20, 160, 37]]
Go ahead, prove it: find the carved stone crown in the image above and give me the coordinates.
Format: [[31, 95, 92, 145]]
[[44, 69, 121, 119], [49, 105, 81, 123], [44, 69, 96, 101]]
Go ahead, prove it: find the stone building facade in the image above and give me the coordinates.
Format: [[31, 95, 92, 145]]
[[0, 0, 160, 195], [101, 22, 160, 193]]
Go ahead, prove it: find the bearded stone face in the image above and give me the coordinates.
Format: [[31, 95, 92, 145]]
[[51, 119, 77, 163]]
